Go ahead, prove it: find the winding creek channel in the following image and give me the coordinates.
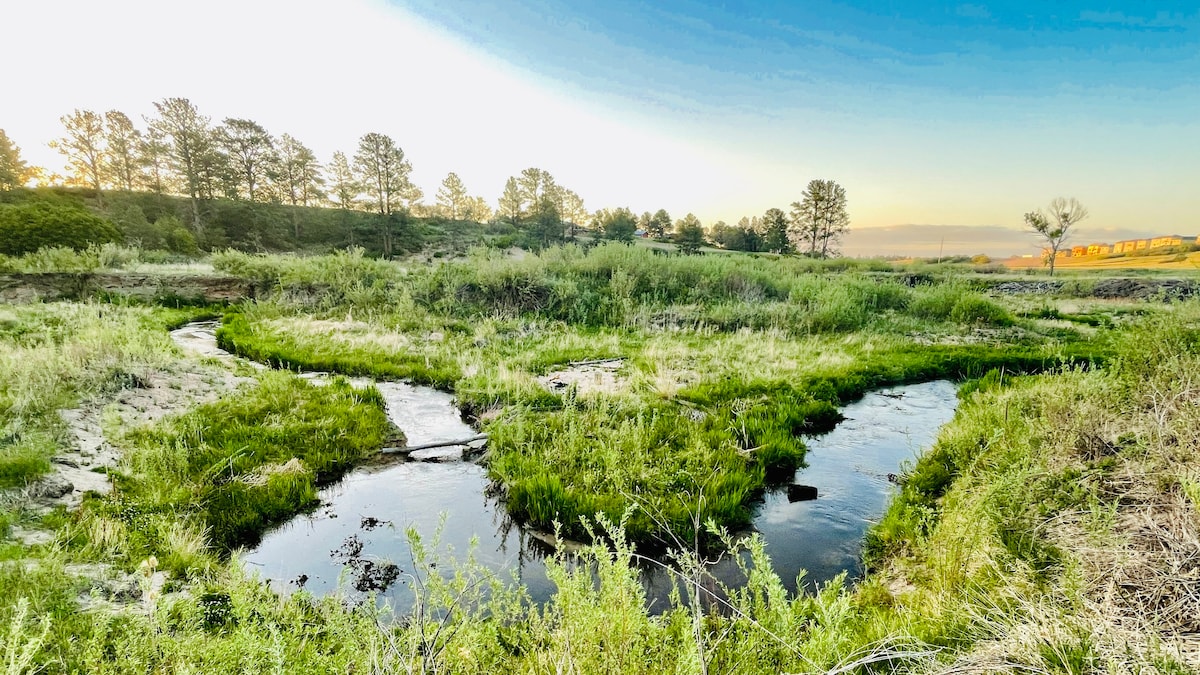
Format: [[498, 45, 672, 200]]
[[171, 322, 960, 610]]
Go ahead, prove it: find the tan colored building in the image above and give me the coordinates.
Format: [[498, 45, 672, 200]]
[[1150, 235, 1184, 249], [1039, 235, 1194, 260]]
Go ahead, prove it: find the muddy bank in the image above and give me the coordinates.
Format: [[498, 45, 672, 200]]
[[0, 273, 268, 304]]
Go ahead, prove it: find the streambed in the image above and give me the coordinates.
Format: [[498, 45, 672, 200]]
[[171, 322, 959, 609]]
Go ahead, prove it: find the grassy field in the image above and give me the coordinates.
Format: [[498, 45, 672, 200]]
[[1004, 249, 1200, 271], [0, 244, 1195, 672], [211, 244, 1109, 545]]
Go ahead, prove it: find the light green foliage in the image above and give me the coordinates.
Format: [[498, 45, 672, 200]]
[[0, 130, 31, 190], [0, 243, 153, 273], [0, 598, 50, 673], [908, 281, 1014, 326]]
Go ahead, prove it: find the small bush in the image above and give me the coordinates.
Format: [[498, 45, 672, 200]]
[[949, 294, 1013, 326]]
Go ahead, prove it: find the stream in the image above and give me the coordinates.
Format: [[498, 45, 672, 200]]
[[171, 322, 960, 610]]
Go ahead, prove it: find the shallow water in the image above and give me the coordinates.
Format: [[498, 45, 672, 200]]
[[651, 378, 961, 599], [171, 322, 960, 608], [244, 382, 559, 605], [246, 378, 959, 609]]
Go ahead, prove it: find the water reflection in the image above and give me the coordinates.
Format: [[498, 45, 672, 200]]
[[246, 379, 959, 611]]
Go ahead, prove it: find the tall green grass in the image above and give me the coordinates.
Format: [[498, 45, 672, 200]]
[[214, 244, 1018, 333], [205, 247, 1106, 548], [217, 312, 461, 387]]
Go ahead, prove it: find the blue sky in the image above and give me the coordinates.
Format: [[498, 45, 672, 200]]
[[402, 0, 1199, 117], [397, 0, 1200, 251], [3, 0, 1197, 255]]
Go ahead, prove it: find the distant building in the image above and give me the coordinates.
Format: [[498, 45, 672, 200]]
[[1039, 235, 1195, 260], [1150, 235, 1184, 248]]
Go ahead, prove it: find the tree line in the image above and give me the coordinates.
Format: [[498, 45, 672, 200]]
[[35, 101, 499, 249], [1, 100, 851, 258], [594, 179, 850, 258]]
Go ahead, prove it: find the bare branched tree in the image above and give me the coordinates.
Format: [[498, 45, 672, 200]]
[[1025, 197, 1089, 277]]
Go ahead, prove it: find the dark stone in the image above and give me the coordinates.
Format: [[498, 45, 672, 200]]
[[108, 577, 142, 603], [787, 484, 818, 502], [31, 475, 73, 499]]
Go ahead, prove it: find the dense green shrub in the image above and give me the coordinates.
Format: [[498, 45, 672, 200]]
[[0, 201, 121, 255]]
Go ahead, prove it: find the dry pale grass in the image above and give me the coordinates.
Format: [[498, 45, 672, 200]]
[[237, 457, 309, 486], [977, 377, 1199, 671], [267, 317, 415, 352]]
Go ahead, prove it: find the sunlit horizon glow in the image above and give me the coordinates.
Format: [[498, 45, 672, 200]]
[[4, 0, 1198, 256]]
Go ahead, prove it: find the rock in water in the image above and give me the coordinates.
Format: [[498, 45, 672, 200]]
[[787, 484, 818, 502]]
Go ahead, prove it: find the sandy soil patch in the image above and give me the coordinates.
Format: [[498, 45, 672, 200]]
[[539, 359, 628, 396]]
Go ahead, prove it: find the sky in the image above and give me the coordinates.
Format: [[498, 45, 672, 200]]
[[3, 0, 1198, 256]]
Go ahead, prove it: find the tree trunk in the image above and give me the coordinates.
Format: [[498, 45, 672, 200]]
[[189, 196, 202, 238], [92, 170, 104, 208]]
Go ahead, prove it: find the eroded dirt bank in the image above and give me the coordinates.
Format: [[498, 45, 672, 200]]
[[0, 273, 267, 304]]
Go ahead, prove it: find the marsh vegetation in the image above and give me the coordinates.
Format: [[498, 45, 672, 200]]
[[0, 244, 1195, 673]]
